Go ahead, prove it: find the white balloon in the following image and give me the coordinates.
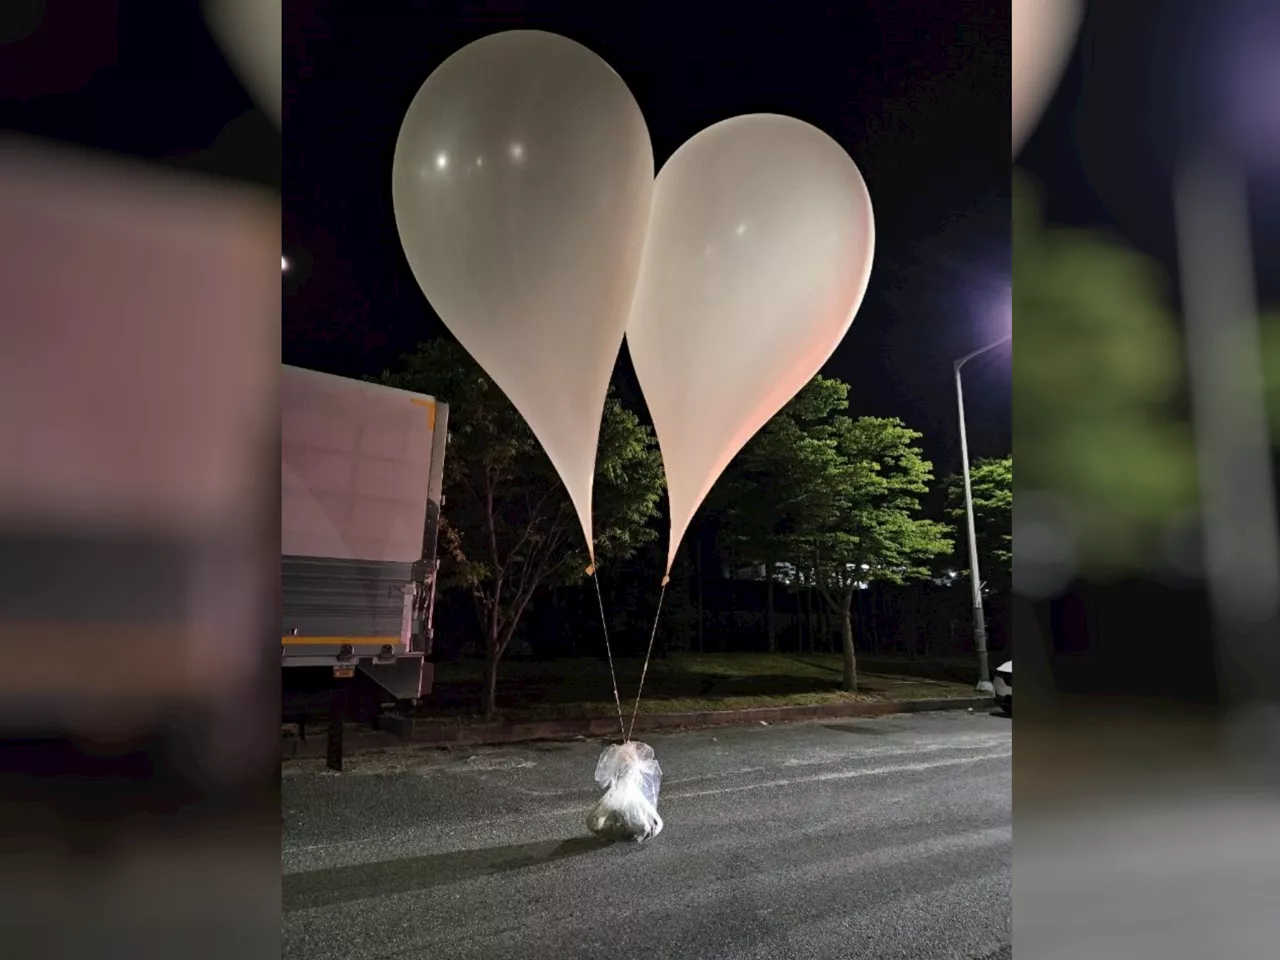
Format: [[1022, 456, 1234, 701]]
[[204, 0, 281, 128], [625, 114, 875, 575], [392, 31, 653, 559], [1012, 0, 1083, 155]]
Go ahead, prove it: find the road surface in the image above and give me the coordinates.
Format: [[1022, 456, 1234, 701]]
[[282, 710, 1011, 960]]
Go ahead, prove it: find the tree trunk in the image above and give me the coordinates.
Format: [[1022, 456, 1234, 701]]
[[840, 587, 858, 692], [810, 587, 821, 652], [799, 583, 810, 653], [482, 640, 500, 720], [765, 562, 777, 653], [479, 580, 536, 720]]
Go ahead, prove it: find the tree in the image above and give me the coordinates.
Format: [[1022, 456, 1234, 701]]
[[1013, 170, 1196, 574], [708, 377, 851, 651], [379, 339, 665, 718], [945, 456, 1012, 595], [798, 417, 953, 691], [710, 382, 951, 679]]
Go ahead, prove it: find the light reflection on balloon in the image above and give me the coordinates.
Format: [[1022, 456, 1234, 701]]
[[392, 31, 654, 559], [625, 113, 875, 575]]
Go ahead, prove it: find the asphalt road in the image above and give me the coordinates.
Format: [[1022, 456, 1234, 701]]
[[282, 710, 1011, 960]]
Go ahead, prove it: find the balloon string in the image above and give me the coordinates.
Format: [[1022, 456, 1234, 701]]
[[626, 578, 669, 743], [589, 567, 627, 743]]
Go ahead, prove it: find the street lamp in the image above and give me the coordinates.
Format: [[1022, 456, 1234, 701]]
[[1170, 3, 1280, 709], [954, 333, 1011, 694]]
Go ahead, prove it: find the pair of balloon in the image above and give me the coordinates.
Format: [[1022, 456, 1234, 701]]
[[391, 30, 876, 577]]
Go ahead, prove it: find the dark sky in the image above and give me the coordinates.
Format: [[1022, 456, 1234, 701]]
[[1018, 0, 1280, 311], [283, 0, 1012, 478], [0, 2, 278, 190]]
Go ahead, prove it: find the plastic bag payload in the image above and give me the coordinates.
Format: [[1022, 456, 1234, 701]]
[[586, 741, 663, 842]]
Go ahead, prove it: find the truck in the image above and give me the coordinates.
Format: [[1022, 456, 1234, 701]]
[[281, 364, 448, 759]]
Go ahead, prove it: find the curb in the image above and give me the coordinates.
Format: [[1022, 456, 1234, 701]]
[[282, 696, 994, 760], [280, 729, 393, 760]]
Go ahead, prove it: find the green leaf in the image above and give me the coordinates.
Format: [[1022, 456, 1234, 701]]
[[944, 456, 1012, 593], [708, 378, 953, 593], [1013, 167, 1197, 573], [377, 339, 665, 658]]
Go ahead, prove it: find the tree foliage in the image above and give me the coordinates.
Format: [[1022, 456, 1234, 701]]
[[709, 376, 850, 565], [945, 455, 1012, 595], [711, 376, 951, 688], [799, 416, 953, 690], [1014, 170, 1196, 574], [379, 339, 665, 717], [707, 376, 850, 652]]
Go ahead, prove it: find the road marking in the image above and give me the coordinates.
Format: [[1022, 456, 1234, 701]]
[[460, 756, 537, 772], [670, 751, 1012, 801], [665, 766, 767, 785], [779, 737, 1010, 768]]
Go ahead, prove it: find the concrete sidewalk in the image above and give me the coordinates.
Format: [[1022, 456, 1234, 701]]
[[280, 695, 993, 759]]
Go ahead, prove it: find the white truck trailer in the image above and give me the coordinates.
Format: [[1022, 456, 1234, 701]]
[[281, 365, 448, 763]]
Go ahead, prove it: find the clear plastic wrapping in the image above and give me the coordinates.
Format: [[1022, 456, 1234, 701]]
[[585, 741, 664, 842]]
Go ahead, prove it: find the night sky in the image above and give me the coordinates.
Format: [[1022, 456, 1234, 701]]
[[0, 2, 278, 190], [1019, 0, 1280, 311], [283, 0, 1012, 479]]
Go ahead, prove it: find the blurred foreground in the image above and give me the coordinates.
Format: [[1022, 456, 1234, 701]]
[[1015, 0, 1280, 955], [0, 137, 281, 956]]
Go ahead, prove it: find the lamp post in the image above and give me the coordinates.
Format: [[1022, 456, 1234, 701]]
[[954, 333, 1010, 694], [1171, 4, 1280, 710]]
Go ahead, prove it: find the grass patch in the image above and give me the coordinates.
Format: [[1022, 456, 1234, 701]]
[[417, 652, 978, 725]]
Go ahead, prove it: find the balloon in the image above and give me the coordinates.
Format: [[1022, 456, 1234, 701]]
[[625, 114, 875, 575], [205, 0, 282, 128], [392, 31, 653, 560], [1012, 0, 1083, 155]]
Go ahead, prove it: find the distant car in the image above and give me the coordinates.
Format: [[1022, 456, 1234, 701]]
[[993, 660, 1012, 715]]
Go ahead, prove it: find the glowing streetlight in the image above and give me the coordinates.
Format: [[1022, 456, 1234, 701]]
[[954, 333, 1011, 694]]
